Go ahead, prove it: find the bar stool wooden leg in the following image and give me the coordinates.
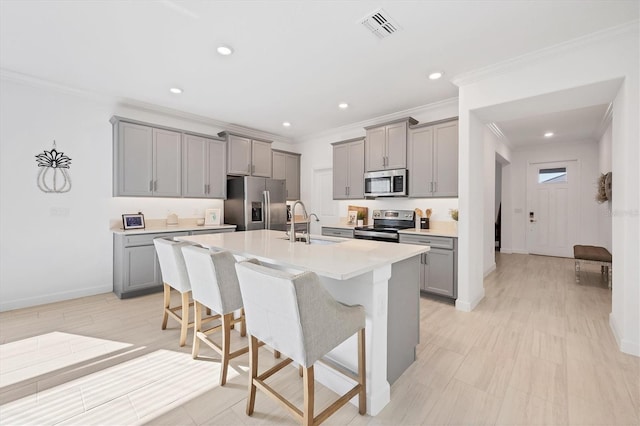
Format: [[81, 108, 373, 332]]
[[192, 302, 202, 359], [162, 283, 170, 329], [299, 365, 304, 377], [303, 366, 314, 426], [247, 335, 259, 415], [358, 328, 367, 415], [220, 313, 233, 386], [239, 308, 247, 337], [274, 350, 281, 359], [179, 291, 190, 347]]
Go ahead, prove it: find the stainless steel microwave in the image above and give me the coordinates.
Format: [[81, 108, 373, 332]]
[[364, 169, 407, 197]]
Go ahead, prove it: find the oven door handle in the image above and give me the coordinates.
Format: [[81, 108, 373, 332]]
[[354, 230, 399, 240]]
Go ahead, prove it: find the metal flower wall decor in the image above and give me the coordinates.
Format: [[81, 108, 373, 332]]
[[35, 140, 72, 193]]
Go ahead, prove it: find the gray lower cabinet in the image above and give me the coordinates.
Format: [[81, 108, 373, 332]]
[[113, 228, 233, 298], [399, 234, 457, 298], [321, 227, 354, 238]]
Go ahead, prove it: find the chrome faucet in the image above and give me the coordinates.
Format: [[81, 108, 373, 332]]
[[306, 213, 320, 243], [290, 200, 308, 243]]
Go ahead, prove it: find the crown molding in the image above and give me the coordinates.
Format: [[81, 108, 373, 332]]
[[452, 20, 639, 87], [1, 68, 113, 103], [297, 97, 459, 143], [1, 68, 294, 144]]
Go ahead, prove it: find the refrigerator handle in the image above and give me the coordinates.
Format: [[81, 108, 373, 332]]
[[263, 190, 271, 229]]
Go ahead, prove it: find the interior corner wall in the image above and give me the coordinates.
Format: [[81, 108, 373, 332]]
[[456, 23, 639, 355], [483, 129, 497, 276], [598, 122, 613, 251], [456, 110, 485, 311]]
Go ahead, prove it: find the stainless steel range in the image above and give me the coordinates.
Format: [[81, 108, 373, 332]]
[[354, 209, 415, 243]]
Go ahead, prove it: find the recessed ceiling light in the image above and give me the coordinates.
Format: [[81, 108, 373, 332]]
[[169, 87, 183, 94], [428, 71, 443, 80], [282, 122, 291, 127], [338, 102, 349, 109], [544, 132, 554, 138], [217, 45, 233, 56]]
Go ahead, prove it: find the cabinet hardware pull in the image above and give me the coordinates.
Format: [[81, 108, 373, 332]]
[[149, 180, 153, 191], [154, 181, 157, 191], [434, 181, 437, 193], [252, 164, 255, 174], [345, 186, 348, 196], [347, 186, 350, 196], [247, 164, 251, 173], [425, 254, 429, 265]]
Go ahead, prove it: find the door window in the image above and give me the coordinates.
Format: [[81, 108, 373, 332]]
[[538, 167, 567, 184]]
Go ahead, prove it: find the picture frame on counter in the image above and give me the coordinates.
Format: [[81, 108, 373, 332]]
[[348, 210, 358, 225], [204, 208, 221, 226], [122, 213, 145, 230]]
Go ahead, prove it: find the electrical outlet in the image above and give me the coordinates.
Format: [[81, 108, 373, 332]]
[[50, 207, 70, 217]]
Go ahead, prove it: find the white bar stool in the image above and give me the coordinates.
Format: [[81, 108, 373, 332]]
[[181, 246, 256, 386], [153, 237, 196, 347], [235, 261, 367, 426]]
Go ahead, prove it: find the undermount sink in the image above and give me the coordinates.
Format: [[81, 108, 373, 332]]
[[278, 236, 342, 245]]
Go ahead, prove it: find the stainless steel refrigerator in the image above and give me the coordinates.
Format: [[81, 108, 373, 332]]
[[224, 176, 287, 231]]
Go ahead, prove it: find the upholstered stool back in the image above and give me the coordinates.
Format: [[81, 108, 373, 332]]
[[153, 238, 192, 293], [181, 246, 244, 315]]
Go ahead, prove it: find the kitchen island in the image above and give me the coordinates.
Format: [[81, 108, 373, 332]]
[[176, 229, 428, 415]]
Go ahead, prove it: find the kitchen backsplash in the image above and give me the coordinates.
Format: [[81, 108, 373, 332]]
[[337, 198, 459, 222], [109, 197, 224, 228]]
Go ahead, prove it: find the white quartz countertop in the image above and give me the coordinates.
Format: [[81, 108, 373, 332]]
[[112, 224, 236, 235], [176, 229, 428, 280], [398, 228, 458, 238]]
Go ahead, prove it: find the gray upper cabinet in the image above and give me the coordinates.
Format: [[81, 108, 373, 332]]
[[112, 119, 181, 197], [221, 132, 272, 177], [272, 150, 301, 200], [182, 134, 227, 199], [227, 134, 252, 175], [364, 117, 417, 172], [252, 139, 273, 177], [408, 119, 458, 198], [332, 138, 365, 199]]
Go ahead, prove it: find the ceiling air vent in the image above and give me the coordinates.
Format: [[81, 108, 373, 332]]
[[361, 8, 401, 39]]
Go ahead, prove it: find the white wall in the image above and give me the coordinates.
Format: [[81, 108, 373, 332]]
[[0, 77, 298, 311], [456, 23, 639, 356], [597, 122, 613, 250]]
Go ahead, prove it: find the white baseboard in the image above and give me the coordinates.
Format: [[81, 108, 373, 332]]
[[0, 285, 112, 312], [511, 249, 529, 254], [484, 263, 496, 277], [455, 289, 486, 312], [610, 313, 640, 357], [499, 248, 512, 254]]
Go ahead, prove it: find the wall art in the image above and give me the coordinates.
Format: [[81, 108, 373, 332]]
[[35, 140, 72, 193]]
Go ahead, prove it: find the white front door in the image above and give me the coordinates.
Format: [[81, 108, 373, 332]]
[[526, 160, 579, 257]]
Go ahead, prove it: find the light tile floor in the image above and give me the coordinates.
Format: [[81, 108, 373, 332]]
[[0, 253, 637, 425]]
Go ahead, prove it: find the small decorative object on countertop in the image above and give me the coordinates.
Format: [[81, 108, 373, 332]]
[[122, 212, 145, 230], [450, 209, 458, 221], [166, 213, 178, 225]]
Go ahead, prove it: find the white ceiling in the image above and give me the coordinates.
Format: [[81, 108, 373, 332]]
[[1, 1, 638, 140]]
